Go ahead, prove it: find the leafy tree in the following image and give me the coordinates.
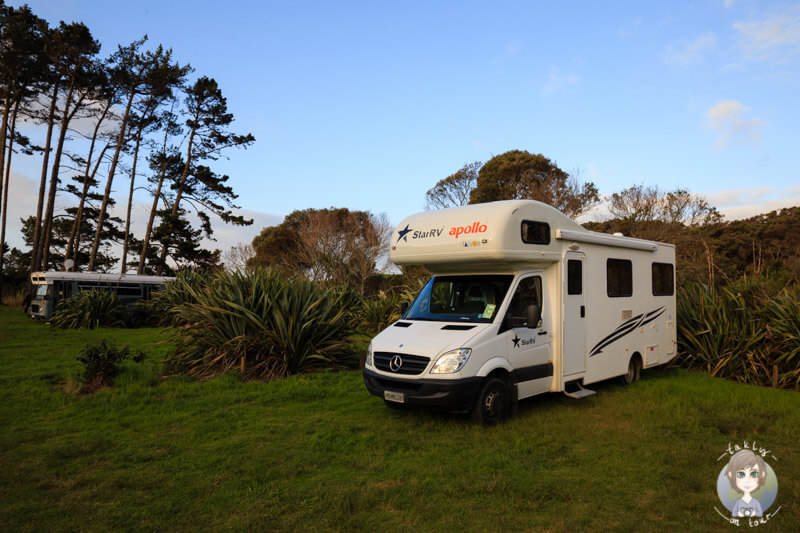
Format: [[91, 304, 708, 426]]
[[89, 37, 189, 271], [153, 76, 254, 275], [608, 184, 722, 226], [0, 3, 47, 290], [425, 161, 480, 210], [470, 150, 599, 218], [36, 21, 101, 271], [250, 208, 391, 292]]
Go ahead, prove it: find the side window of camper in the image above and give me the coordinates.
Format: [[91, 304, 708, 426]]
[[507, 276, 543, 328], [652, 262, 674, 296], [607, 259, 632, 297], [521, 221, 550, 245], [567, 260, 582, 295]]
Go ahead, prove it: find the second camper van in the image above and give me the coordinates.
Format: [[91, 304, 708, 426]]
[[363, 200, 677, 425]]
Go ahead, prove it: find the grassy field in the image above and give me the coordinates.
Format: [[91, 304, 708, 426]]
[[1, 304, 799, 532]]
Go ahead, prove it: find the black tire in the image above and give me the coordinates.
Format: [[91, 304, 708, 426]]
[[620, 356, 641, 385], [471, 377, 510, 426]]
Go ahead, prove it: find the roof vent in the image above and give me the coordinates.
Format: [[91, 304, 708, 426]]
[[613, 232, 624, 237]]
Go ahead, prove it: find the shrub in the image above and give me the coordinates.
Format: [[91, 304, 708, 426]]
[[50, 288, 125, 329], [165, 269, 359, 380], [144, 270, 210, 326], [358, 292, 401, 335], [677, 281, 800, 390], [77, 340, 134, 390]]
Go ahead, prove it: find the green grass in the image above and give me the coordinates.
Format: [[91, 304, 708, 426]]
[[1, 304, 799, 532]]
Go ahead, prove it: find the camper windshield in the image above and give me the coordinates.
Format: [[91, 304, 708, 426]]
[[404, 275, 513, 323], [34, 285, 51, 299]]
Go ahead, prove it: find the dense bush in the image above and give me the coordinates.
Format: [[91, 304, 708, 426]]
[[50, 288, 126, 329], [144, 270, 210, 326], [77, 340, 139, 390], [677, 281, 800, 390], [165, 269, 359, 380]]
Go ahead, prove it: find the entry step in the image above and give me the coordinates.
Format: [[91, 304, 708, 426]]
[[563, 386, 596, 399]]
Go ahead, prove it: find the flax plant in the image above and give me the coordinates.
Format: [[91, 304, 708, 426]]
[[165, 269, 358, 380]]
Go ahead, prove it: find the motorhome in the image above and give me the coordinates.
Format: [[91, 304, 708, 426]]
[[363, 199, 677, 425], [27, 271, 173, 320]]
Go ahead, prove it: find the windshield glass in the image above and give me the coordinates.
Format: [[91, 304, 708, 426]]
[[34, 284, 50, 299], [404, 275, 513, 323]]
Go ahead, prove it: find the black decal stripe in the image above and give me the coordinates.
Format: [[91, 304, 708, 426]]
[[589, 321, 642, 356], [512, 362, 553, 382], [589, 314, 645, 355], [589, 307, 665, 357]]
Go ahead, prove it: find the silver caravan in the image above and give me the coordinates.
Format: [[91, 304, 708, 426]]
[[27, 271, 173, 320], [363, 200, 677, 425]]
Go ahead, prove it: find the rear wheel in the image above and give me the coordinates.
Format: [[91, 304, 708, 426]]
[[471, 377, 510, 426], [620, 356, 642, 385]]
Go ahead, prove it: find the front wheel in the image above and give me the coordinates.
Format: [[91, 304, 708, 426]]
[[471, 377, 511, 426]]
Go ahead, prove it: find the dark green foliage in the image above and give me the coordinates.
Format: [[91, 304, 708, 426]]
[[164, 269, 358, 380], [76, 339, 130, 388], [357, 292, 401, 335], [143, 269, 210, 326], [50, 288, 125, 329], [677, 280, 800, 390], [470, 150, 599, 218]]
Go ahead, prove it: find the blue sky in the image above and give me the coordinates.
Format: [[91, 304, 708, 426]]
[[6, 0, 800, 252]]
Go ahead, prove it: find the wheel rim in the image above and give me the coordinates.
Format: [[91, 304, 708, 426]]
[[483, 387, 506, 419]]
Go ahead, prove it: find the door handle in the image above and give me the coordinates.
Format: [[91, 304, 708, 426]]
[[538, 330, 548, 336], [580, 305, 585, 318]]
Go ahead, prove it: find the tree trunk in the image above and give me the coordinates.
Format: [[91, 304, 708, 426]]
[[41, 75, 79, 272], [65, 100, 111, 269], [88, 90, 135, 271], [120, 128, 144, 273], [0, 97, 20, 302], [30, 81, 60, 273], [155, 128, 195, 275]]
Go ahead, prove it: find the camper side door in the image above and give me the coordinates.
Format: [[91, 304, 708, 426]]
[[502, 275, 553, 399]]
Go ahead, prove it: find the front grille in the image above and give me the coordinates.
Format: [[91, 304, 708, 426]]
[[374, 352, 430, 375]]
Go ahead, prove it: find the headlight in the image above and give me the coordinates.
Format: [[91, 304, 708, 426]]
[[430, 348, 471, 374], [365, 342, 374, 367]]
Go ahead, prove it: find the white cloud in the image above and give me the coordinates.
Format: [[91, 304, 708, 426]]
[[664, 32, 717, 65], [541, 67, 578, 96], [707, 186, 800, 219], [733, 5, 800, 63], [705, 100, 763, 148]]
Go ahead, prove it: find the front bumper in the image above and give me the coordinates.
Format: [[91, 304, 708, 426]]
[[363, 368, 483, 413]]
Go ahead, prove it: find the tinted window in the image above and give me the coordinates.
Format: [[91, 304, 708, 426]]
[[521, 220, 550, 244], [607, 258, 632, 297], [567, 260, 582, 295], [652, 262, 674, 296], [506, 276, 543, 328]]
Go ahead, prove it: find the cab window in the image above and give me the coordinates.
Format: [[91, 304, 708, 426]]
[[506, 276, 543, 328]]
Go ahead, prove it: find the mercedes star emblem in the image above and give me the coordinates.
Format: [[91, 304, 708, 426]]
[[389, 355, 403, 372]]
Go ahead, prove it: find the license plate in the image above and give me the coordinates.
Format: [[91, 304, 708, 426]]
[[384, 390, 404, 403]]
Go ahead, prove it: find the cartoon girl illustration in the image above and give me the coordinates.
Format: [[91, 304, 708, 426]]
[[725, 449, 767, 518]]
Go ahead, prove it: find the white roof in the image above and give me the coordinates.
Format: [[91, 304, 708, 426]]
[[30, 271, 174, 284], [389, 200, 667, 270]]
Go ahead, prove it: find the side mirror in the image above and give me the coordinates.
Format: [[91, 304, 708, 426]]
[[400, 301, 409, 315], [527, 304, 541, 329]]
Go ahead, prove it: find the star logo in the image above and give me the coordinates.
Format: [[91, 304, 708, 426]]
[[512, 334, 521, 348], [397, 225, 412, 242]]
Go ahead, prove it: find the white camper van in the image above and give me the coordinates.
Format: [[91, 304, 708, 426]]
[[363, 199, 677, 425]]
